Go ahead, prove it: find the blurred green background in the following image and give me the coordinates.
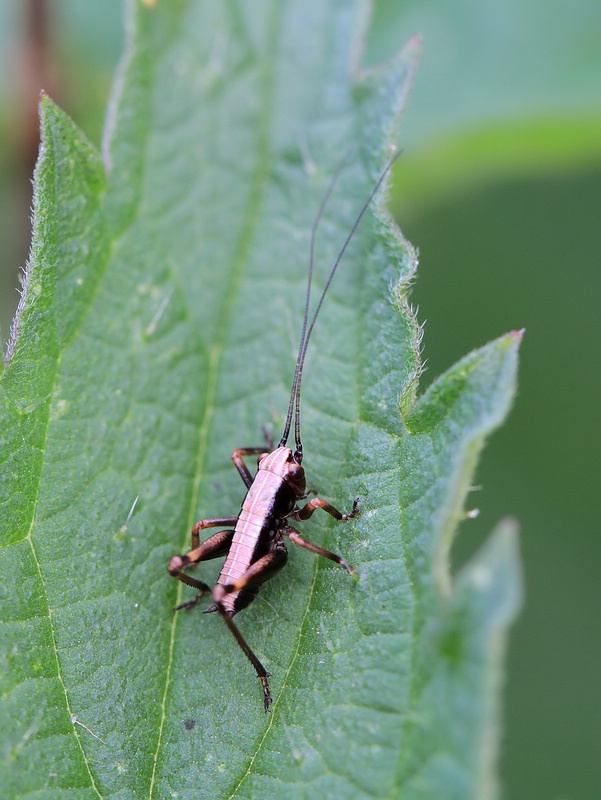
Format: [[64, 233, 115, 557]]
[[1, 2, 599, 798]]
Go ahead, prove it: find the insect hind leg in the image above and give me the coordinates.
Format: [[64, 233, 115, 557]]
[[168, 528, 235, 610], [217, 610, 273, 712], [212, 546, 288, 712]]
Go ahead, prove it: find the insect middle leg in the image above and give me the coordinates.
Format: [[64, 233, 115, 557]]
[[168, 526, 236, 610], [191, 516, 239, 548]]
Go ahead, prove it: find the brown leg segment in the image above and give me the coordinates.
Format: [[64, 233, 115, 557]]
[[191, 516, 238, 548], [285, 526, 354, 574], [168, 528, 235, 610], [213, 545, 288, 712], [219, 612, 274, 712], [231, 447, 270, 488], [260, 426, 274, 451], [295, 496, 360, 522], [216, 546, 288, 596]]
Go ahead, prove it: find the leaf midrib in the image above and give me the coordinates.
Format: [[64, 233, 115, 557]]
[[148, 5, 283, 796], [27, 523, 103, 799]]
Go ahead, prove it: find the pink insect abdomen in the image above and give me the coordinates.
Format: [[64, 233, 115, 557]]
[[217, 469, 280, 614]]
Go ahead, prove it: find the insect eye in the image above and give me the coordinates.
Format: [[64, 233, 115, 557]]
[[287, 463, 303, 479], [257, 453, 268, 465]]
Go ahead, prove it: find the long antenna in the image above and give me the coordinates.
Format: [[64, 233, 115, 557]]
[[278, 155, 349, 449], [279, 149, 402, 462]]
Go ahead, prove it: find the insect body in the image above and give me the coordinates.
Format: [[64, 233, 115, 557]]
[[168, 152, 399, 710]]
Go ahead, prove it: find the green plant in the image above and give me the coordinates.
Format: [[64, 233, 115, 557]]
[[0, 2, 520, 798]]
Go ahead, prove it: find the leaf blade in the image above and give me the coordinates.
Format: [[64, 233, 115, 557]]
[[0, 97, 106, 799], [0, 3, 522, 799]]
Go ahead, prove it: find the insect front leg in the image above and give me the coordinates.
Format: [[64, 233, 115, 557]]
[[168, 527, 235, 610], [284, 525, 355, 574], [294, 495, 360, 522]]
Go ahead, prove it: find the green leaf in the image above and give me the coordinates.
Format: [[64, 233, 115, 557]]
[[0, 2, 522, 799], [367, 1, 601, 215]]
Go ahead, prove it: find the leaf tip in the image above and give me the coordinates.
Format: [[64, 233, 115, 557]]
[[38, 91, 62, 124], [403, 32, 423, 63], [508, 328, 526, 342]]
